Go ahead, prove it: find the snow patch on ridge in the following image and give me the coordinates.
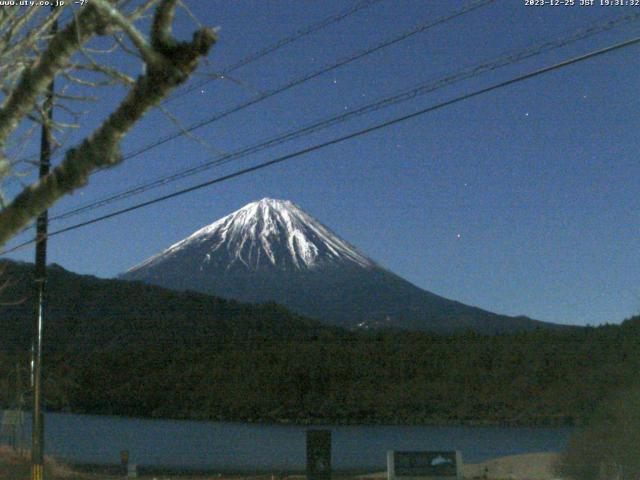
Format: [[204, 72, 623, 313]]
[[126, 198, 375, 274]]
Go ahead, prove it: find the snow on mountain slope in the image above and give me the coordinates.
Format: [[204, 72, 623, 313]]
[[122, 198, 557, 334], [127, 198, 374, 275]]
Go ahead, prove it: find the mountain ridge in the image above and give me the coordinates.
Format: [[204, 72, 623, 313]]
[[122, 198, 559, 334], [126, 198, 375, 275]]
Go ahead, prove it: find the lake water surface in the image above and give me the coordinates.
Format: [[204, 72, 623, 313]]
[[2, 411, 573, 471]]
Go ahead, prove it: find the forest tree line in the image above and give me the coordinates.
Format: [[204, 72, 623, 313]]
[[0, 259, 637, 426]]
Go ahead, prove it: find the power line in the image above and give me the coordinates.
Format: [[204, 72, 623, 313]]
[[165, 0, 387, 105], [17, 0, 385, 167], [19, 0, 492, 173], [3, 33, 639, 256], [47, 11, 640, 223], [93, 0, 496, 169], [2, 0, 499, 245], [47, 0, 496, 218]]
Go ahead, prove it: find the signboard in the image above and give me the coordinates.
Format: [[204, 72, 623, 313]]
[[307, 430, 331, 480], [120, 450, 129, 477], [127, 463, 138, 478], [1, 410, 23, 429], [387, 451, 462, 480], [1, 410, 25, 447]]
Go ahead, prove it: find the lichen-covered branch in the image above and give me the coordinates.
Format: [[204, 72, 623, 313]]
[[0, 6, 217, 246], [151, 0, 177, 50]]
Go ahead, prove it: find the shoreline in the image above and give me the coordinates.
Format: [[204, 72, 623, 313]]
[[356, 453, 561, 480], [1, 446, 564, 480], [14, 409, 579, 429]]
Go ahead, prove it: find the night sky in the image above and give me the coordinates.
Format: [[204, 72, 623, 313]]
[[4, 0, 640, 327]]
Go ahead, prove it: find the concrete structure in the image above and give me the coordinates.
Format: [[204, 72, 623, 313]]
[[387, 450, 462, 480]]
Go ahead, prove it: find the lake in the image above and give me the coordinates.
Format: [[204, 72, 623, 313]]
[[1, 411, 573, 471]]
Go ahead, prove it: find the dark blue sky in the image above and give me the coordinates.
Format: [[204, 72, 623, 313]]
[[5, 0, 640, 326]]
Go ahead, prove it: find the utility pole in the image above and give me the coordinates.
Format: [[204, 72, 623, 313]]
[[32, 8, 57, 480]]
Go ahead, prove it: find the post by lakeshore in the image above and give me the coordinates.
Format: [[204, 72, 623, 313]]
[[31, 6, 57, 480]]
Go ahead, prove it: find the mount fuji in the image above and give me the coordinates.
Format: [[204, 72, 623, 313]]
[[121, 198, 554, 333]]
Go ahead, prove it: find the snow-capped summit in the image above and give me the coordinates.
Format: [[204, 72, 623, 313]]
[[127, 198, 374, 275], [122, 199, 554, 334]]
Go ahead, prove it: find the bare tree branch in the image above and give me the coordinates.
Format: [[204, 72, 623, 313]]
[[0, 5, 107, 148], [151, 0, 178, 50], [92, 0, 160, 65], [128, 0, 162, 21], [0, 4, 217, 246]]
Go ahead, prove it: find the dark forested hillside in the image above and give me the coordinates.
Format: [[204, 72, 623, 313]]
[[1, 260, 637, 426], [0, 260, 341, 354]]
